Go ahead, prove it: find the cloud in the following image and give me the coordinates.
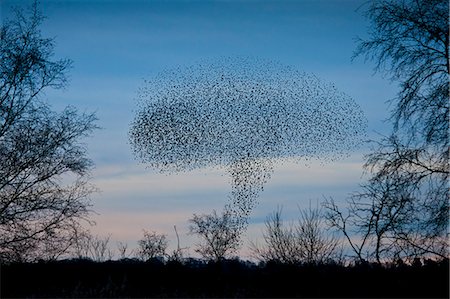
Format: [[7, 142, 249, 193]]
[[92, 163, 228, 199]]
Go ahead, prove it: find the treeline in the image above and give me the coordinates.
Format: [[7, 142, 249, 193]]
[[2, 257, 449, 298], [41, 204, 446, 265]]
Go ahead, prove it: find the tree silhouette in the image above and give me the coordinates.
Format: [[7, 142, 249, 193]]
[[0, 3, 97, 262], [129, 57, 366, 233], [354, 0, 448, 144], [251, 205, 340, 264], [73, 231, 113, 262], [189, 209, 241, 261], [326, 0, 449, 263], [136, 230, 168, 261]]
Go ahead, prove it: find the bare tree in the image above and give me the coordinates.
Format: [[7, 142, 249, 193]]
[[324, 177, 448, 264], [189, 209, 241, 261], [116, 241, 130, 260], [136, 230, 168, 261], [251, 208, 302, 264], [89, 234, 113, 262], [323, 197, 371, 263], [0, 3, 97, 261], [354, 0, 449, 145], [72, 229, 94, 259], [71, 231, 113, 262], [360, 137, 449, 260], [333, 0, 450, 262], [354, 0, 449, 205], [297, 205, 341, 264], [252, 205, 341, 264], [325, 192, 406, 264]]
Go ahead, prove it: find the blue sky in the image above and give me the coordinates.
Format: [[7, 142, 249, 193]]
[[1, 0, 398, 258]]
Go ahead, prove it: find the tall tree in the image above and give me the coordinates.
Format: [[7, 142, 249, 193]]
[[326, 0, 449, 262], [355, 0, 449, 145], [0, 3, 97, 261]]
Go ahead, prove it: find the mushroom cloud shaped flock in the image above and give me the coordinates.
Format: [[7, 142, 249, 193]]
[[129, 58, 367, 220]]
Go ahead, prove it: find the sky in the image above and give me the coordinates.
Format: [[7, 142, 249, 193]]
[[1, 0, 398, 259]]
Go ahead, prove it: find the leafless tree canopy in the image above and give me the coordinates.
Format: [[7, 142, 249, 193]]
[[0, 3, 97, 262], [355, 0, 449, 145], [252, 206, 341, 264], [326, 0, 449, 263], [72, 231, 113, 262], [189, 209, 241, 261], [136, 230, 168, 260]]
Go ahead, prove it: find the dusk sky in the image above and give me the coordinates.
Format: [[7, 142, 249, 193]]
[[1, 0, 398, 258]]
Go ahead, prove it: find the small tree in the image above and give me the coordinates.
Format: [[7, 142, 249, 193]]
[[297, 205, 341, 264], [136, 230, 168, 261], [116, 241, 130, 259], [251, 205, 340, 264], [189, 209, 241, 261], [251, 208, 301, 264], [72, 231, 113, 262]]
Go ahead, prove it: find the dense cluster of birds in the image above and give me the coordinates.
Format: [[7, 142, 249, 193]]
[[129, 57, 366, 227]]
